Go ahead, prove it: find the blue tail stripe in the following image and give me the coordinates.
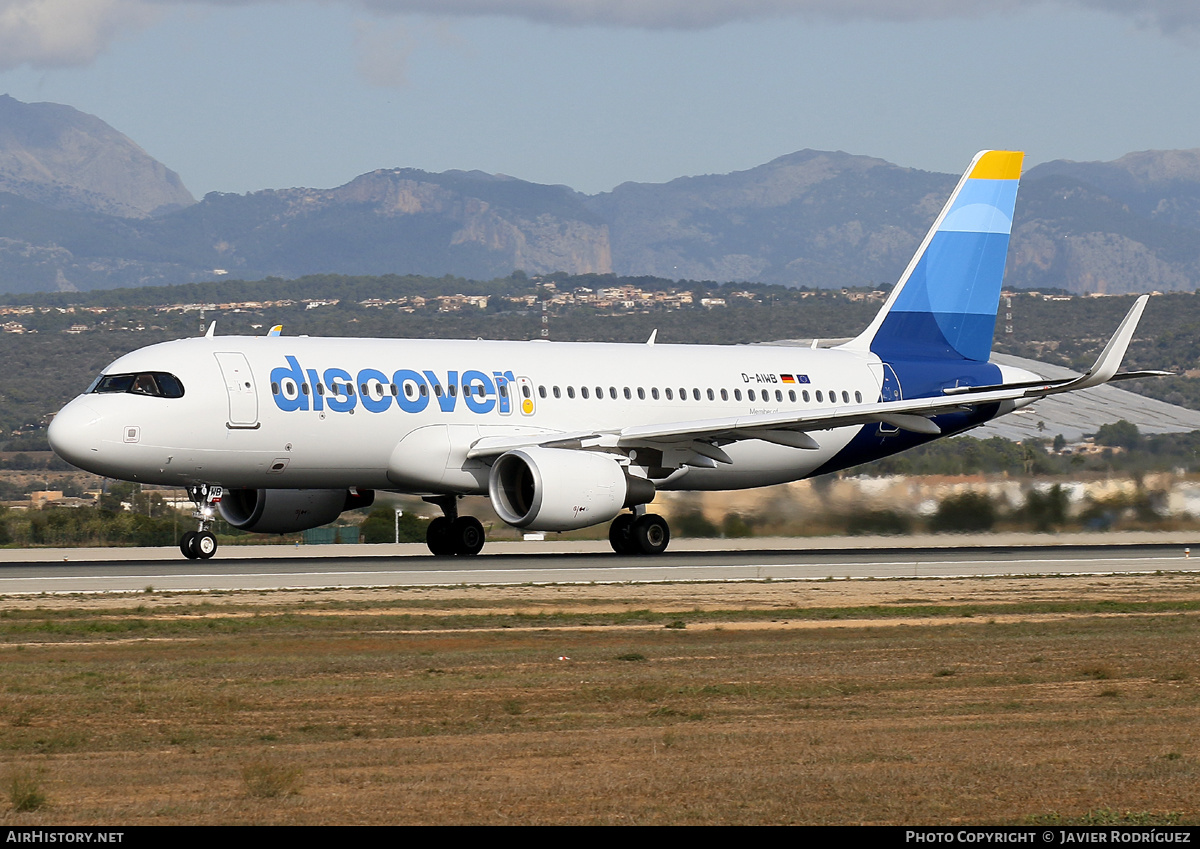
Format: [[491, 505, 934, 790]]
[[874, 230, 1010, 362], [919, 230, 1011, 316], [939, 179, 1018, 233], [871, 312, 999, 362], [869, 173, 1018, 362]]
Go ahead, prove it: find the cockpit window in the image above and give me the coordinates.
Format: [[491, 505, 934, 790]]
[[90, 372, 185, 399]]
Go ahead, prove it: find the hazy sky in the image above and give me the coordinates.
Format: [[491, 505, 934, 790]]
[[1, 1, 1199, 197]]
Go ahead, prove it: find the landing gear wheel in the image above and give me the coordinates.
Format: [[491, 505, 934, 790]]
[[195, 531, 218, 560], [426, 516, 455, 556], [633, 514, 670, 555], [451, 516, 485, 556], [609, 513, 637, 555], [182, 484, 222, 560]]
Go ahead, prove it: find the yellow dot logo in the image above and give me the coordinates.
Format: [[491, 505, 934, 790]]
[[522, 399, 534, 414]]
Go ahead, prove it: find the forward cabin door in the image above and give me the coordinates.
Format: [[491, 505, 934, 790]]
[[214, 352, 260, 429]]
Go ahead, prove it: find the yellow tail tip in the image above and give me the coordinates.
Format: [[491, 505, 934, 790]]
[[969, 150, 1024, 181]]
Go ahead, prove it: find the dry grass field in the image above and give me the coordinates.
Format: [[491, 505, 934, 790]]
[[1, 574, 1199, 825]]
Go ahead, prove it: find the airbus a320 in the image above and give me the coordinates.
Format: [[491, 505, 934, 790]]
[[47, 151, 1165, 559]]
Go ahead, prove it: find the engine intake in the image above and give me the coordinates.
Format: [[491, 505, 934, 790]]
[[488, 448, 655, 531]]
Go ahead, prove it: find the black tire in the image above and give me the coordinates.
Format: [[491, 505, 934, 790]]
[[180, 531, 198, 559], [633, 514, 670, 555], [426, 516, 455, 556], [609, 513, 637, 555], [195, 531, 218, 560], [451, 516, 486, 556]]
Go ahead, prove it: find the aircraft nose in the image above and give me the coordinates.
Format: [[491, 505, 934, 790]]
[[47, 400, 103, 470]]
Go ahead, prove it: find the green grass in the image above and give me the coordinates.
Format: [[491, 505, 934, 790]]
[[8, 768, 46, 812]]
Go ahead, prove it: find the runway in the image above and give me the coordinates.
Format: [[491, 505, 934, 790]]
[[0, 534, 1197, 594]]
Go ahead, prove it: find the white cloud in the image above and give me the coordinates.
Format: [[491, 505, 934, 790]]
[[353, 18, 414, 88], [3, 0, 1200, 71], [0, 0, 159, 70]]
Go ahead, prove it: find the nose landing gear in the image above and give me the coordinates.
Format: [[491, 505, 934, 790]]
[[180, 485, 222, 560]]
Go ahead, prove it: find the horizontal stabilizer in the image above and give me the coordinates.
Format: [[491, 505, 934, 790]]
[[1108, 370, 1174, 382]]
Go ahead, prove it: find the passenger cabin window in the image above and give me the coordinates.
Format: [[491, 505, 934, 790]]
[[91, 372, 185, 399]]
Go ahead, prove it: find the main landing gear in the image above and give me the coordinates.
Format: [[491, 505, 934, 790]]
[[609, 510, 670, 556], [424, 495, 485, 557], [180, 484, 221, 560]]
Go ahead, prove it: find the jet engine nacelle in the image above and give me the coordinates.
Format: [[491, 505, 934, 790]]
[[488, 447, 655, 531], [218, 488, 375, 534]]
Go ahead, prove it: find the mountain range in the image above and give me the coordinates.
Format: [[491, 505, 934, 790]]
[[0, 94, 1198, 296]]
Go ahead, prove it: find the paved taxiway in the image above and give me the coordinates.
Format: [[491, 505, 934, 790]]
[[0, 533, 1197, 594]]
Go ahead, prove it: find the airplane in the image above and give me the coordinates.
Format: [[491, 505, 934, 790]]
[[47, 150, 1167, 560]]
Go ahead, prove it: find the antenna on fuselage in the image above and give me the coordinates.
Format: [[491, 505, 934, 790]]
[[647, 329, 658, 345], [204, 321, 216, 338]]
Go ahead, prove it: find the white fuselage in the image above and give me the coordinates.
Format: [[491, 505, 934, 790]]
[[48, 335, 892, 495]]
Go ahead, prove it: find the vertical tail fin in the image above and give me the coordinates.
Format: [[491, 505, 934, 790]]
[[847, 150, 1024, 362]]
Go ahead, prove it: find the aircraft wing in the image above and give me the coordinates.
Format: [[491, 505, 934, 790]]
[[467, 295, 1164, 464]]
